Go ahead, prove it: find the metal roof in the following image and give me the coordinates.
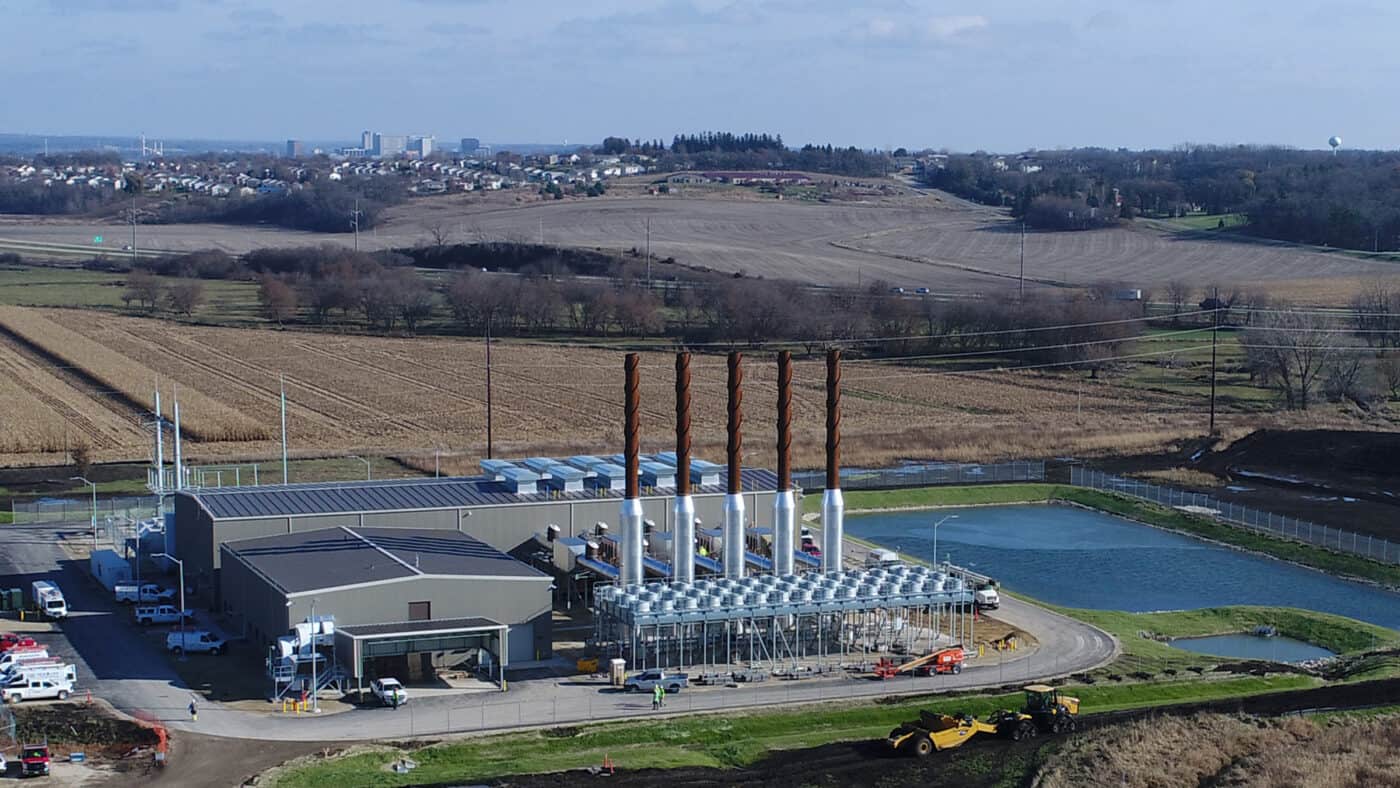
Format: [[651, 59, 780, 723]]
[[339, 617, 505, 639], [184, 469, 779, 521], [220, 526, 547, 594]]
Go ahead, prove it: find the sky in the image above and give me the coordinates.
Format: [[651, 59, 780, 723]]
[[0, 0, 1392, 152]]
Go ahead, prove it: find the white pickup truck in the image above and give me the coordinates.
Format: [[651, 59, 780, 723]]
[[114, 583, 176, 604], [134, 605, 192, 626], [974, 587, 1001, 610], [166, 630, 225, 655], [371, 677, 408, 707], [623, 670, 689, 693], [1, 677, 73, 704]]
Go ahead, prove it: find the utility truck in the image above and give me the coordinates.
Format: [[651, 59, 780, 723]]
[[30, 581, 67, 619], [114, 583, 176, 604], [2, 663, 76, 687], [20, 741, 50, 777]]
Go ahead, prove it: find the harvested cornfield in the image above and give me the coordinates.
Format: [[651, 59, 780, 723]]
[[0, 307, 1275, 468], [0, 306, 269, 442]]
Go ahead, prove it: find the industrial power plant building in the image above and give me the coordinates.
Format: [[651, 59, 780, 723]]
[[219, 526, 551, 673]]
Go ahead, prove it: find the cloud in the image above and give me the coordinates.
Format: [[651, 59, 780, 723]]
[[925, 15, 987, 39]]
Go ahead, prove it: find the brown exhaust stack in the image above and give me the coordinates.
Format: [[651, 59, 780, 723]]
[[625, 353, 641, 500], [675, 352, 692, 497], [723, 351, 746, 578], [825, 349, 841, 490], [773, 350, 796, 575], [620, 353, 644, 586], [673, 351, 696, 582], [822, 348, 844, 573], [776, 351, 793, 491], [726, 351, 743, 495]]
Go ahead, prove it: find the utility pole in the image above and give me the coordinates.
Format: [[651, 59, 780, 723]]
[[484, 319, 494, 460], [645, 216, 652, 288], [1209, 287, 1220, 435], [1019, 219, 1026, 300], [280, 375, 289, 484], [350, 199, 362, 252], [131, 191, 138, 267]]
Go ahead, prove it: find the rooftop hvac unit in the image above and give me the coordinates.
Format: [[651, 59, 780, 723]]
[[689, 459, 723, 487], [565, 455, 607, 475], [519, 457, 556, 478], [500, 466, 540, 496], [591, 464, 627, 491], [480, 458, 517, 481], [640, 461, 677, 489]]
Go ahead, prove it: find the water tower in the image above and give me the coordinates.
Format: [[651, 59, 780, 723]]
[[1328, 135, 1342, 156]]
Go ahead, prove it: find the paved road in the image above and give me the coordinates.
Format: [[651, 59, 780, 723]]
[[0, 522, 1116, 742]]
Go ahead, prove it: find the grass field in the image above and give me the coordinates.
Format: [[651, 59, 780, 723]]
[[1162, 213, 1248, 232], [268, 674, 1318, 788]]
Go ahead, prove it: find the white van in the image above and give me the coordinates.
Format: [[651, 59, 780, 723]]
[[2, 663, 76, 687], [30, 581, 67, 619], [0, 649, 49, 674]]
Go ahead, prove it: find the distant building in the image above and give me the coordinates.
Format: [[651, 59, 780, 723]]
[[410, 136, 434, 157], [460, 137, 481, 154], [285, 139, 305, 158], [373, 133, 408, 158], [361, 130, 373, 150]]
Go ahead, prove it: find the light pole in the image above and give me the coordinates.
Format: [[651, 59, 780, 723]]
[[310, 597, 320, 713], [348, 455, 371, 481], [154, 553, 186, 659], [931, 515, 957, 569], [71, 476, 97, 549]]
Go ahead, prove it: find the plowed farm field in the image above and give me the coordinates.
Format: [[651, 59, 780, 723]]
[[5, 189, 1392, 298], [0, 306, 1240, 469]]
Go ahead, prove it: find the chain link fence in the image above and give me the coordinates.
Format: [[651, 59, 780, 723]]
[[795, 460, 1045, 493], [9, 495, 160, 525], [1070, 466, 1398, 565]]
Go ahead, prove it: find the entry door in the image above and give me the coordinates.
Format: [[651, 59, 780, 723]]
[[408, 601, 431, 621]]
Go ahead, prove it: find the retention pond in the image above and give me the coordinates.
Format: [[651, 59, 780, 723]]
[[846, 504, 1400, 633], [1167, 633, 1335, 662]]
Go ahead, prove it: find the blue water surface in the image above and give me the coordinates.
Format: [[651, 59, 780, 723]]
[[1167, 634, 1335, 662], [846, 504, 1400, 631]]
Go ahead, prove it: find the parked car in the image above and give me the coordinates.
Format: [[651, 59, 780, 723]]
[[134, 605, 192, 626], [371, 677, 408, 707], [1, 677, 72, 704], [915, 287, 931, 295], [166, 630, 224, 655], [623, 670, 688, 693], [114, 584, 176, 604], [0, 633, 38, 652]]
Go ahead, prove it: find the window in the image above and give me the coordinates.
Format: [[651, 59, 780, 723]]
[[408, 601, 431, 621]]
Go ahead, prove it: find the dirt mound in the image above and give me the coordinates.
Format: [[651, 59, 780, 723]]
[[1206, 429, 1400, 483]]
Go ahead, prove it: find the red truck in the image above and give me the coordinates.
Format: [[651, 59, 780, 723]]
[[0, 633, 39, 653], [21, 741, 51, 777]]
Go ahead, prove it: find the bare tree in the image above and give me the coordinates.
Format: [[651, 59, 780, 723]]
[[394, 270, 435, 334], [427, 222, 450, 254], [1164, 281, 1190, 324], [1242, 309, 1341, 409], [124, 270, 162, 311], [165, 279, 205, 317], [258, 274, 299, 326], [1379, 355, 1400, 400]]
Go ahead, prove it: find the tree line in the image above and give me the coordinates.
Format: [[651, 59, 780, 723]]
[[923, 146, 1400, 250], [596, 131, 888, 177]]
